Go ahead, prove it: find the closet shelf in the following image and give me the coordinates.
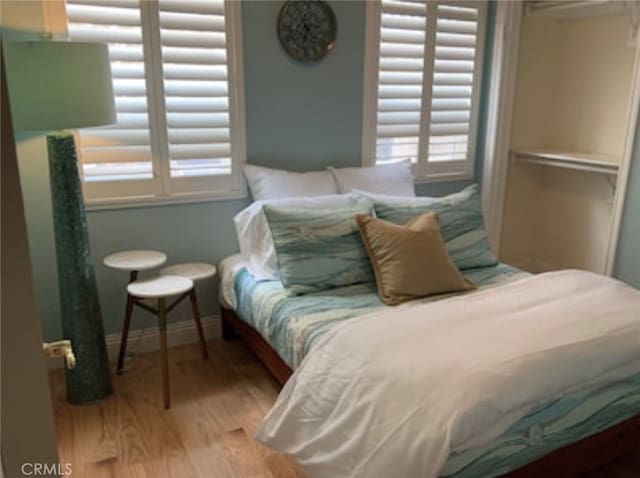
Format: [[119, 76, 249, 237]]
[[511, 149, 620, 175], [527, 0, 628, 18]]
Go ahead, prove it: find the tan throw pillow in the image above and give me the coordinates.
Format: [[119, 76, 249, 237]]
[[356, 212, 475, 305]]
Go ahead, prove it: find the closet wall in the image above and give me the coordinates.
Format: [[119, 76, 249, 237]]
[[501, 10, 636, 273]]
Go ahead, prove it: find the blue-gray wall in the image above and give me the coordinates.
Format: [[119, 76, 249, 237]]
[[7, 1, 490, 341], [243, 1, 364, 170], [614, 118, 640, 288]]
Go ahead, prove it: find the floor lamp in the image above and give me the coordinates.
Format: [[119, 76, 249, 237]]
[[5, 41, 116, 404]]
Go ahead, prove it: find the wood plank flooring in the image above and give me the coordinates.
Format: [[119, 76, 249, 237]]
[[49, 340, 640, 478], [49, 340, 303, 478]]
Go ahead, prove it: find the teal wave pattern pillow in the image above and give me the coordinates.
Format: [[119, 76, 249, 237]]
[[372, 184, 497, 270], [263, 198, 375, 294]]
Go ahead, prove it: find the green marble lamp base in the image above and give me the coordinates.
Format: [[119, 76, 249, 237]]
[[47, 132, 113, 404]]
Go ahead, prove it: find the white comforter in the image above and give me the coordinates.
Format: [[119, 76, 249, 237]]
[[256, 270, 640, 478]]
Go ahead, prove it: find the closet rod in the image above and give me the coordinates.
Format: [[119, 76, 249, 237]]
[[512, 150, 619, 175]]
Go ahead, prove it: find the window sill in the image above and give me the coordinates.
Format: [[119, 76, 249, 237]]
[[84, 190, 248, 212]]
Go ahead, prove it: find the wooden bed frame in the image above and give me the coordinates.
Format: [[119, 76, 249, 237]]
[[220, 306, 640, 477]]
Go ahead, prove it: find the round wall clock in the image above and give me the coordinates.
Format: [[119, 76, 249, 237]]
[[277, 1, 337, 62]]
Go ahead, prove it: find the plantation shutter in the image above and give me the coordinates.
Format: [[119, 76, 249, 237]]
[[66, 0, 155, 183], [375, 0, 428, 164], [372, 0, 486, 177], [158, 0, 233, 178], [428, 2, 483, 166]]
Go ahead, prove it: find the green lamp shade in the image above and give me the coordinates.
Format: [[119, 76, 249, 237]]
[[4, 41, 116, 132]]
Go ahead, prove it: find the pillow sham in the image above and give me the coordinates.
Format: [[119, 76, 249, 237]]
[[361, 184, 497, 270], [329, 161, 415, 196], [244, 164, 337, 200], [263, 198, 375, 294], [356, 212, 474, 305], [233, 194, 358, 281]]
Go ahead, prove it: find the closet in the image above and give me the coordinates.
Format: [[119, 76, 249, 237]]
[[500, 0, 640, 274]]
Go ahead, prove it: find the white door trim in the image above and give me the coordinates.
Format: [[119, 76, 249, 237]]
[[481, 0, 523, 254], [605, 34, 640, 276]]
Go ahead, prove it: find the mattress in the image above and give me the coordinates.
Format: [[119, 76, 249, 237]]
[[218, 258, 640, 477]]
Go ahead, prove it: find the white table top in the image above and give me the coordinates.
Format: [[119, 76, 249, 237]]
[[127, 275, 193, 299], [103, 250, 167, 271], [159, 263, 217, 282]]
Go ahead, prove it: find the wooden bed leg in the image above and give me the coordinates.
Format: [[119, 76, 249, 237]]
[[220, 307, 237, 341]]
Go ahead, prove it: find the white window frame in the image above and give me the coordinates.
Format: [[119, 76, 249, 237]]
[[362, 0, 487, 183], [66, 0, 247, 210]]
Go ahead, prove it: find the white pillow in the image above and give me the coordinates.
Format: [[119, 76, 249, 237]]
[[328, 161, 415, 197], [352, 189, 437, 203], [244, 164, 337, 200], [352, 183, 470, 204], [234, 194, 357, 281]]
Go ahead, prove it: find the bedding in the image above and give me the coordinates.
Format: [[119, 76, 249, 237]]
[[219, 254, 245, 309], [255, 270, 640, 478], [219, 258, 640, 476], [243, 164, 337, 200], [358, 183, 497, 270], [219, 255, 527, 368], [440, 373, 640, 477], [263, 198, 375, 294], [233, 193, 358, 281], [329, 161, 415, 196]]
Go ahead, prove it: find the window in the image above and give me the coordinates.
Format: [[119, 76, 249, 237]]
[[362, 0, 487, 181], [65, 0, 246, 206]]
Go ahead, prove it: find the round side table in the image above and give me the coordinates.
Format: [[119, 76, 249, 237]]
[[103, 250, 167, 272], [159, 263, 217, 361], [127, 275, 194, 410], [103, 250, 167, 373]]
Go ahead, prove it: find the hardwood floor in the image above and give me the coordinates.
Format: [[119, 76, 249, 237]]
[[49, 340, 640, 478], [49, 340, 303, 478]]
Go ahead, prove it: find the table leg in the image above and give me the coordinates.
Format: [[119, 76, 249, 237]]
[[158, 297, 170, 409], [189, 290, 208, 360], [116, 270, 138, 373]]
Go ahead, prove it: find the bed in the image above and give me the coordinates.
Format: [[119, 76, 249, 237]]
[[218, 255, 640, 478]]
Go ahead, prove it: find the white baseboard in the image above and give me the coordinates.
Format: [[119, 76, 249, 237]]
[[48, 315, 221, 371]]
